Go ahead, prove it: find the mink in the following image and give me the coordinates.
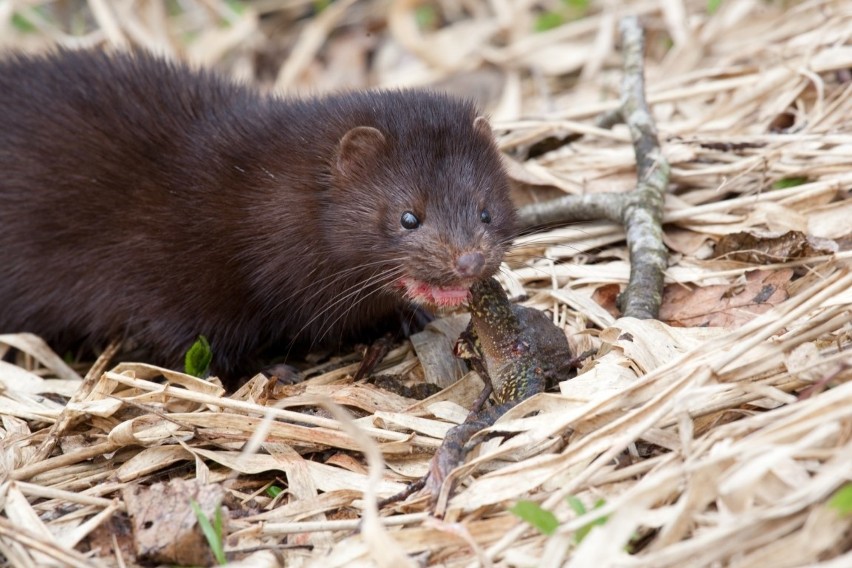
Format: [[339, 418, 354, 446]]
[[0, 49, 516, 377]]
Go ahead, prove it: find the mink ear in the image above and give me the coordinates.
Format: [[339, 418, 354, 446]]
[[336, 126, 386, 176], [473, 116, 492, 137]]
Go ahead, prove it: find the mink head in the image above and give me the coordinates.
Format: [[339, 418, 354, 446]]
[[326, 91, 517, 308]]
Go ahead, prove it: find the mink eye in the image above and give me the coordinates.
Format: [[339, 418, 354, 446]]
[[400, 211, 420, 230], [480, 209, 492, 224]]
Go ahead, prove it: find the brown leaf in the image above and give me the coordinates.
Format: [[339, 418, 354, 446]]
[[86, 514, 135, 561], [122, 479, 226, 566], [660, 269, 793, 328], [592, 283, 622, 318], [712, 230, 837, 263]]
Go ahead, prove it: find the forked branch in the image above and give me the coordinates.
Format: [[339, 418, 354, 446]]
[[518, 16, 669, 319]]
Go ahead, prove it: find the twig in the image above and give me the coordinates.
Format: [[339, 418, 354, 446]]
[[518, 16, 669, 319]]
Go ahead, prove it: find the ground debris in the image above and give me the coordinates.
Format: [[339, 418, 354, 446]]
[[122, 478, 226, 566]]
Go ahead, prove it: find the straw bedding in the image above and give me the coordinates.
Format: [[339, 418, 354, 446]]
[[0, 1, 849, 566]]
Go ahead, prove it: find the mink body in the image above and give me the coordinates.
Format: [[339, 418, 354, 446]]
[[0, 49, 515, 376]]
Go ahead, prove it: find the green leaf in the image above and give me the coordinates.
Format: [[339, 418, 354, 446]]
[[566, 495, 587, 515], [828, 483, 852, 516], [707, 0, 723, 14], [313, 0, 332, 13], [266, 485, 284, 499], [213, 507, 224, 552], [191, 499, 227, 565], [510, 500, 559, 535], [184, 335, 213, 378], [415, 5, 438, 30], [535, 11, 565, 32], [224, 0, 245, 15], [772, 176, 808, 189], [562, 0, 590, 8], [566, 496, 609, 544], [11, 13, 37, 33]]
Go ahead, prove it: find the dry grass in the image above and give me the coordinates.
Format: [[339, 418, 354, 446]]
[[0, 0, 850, 566]]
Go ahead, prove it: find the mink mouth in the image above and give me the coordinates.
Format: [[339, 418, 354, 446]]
[[396, 277, 473, 307]]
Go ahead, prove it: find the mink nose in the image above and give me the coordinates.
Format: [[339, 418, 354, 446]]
[[455, 252, 486, 278]]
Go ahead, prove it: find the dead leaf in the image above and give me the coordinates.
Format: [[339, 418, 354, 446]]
[[664, 228, 715, 256], [712, 230, 838, 263], [122, 478, 226, 566], [660, 269, 793, 328], [86, 513, 135, 562], [409, 314, 469, 389], [591, 283, 622, 317], [807, 198, 852, 240]]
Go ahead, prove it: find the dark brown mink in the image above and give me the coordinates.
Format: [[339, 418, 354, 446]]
[[0, 48, 517, 378]]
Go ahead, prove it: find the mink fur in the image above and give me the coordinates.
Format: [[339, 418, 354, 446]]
[[0, 49, 516, 376]]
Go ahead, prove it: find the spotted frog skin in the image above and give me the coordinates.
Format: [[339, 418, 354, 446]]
[[425, 277, 573, 499]]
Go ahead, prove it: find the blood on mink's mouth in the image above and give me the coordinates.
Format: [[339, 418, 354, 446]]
[[396, 277, 472, 307]]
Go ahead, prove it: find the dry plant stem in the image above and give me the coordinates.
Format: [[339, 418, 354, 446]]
[[10, 441, 121, 481], [518, 16, 669, 319], [31, 341, 120, 463], [0, 517, 100, 568], [320, 400, 414, 568], [254, 513, 430, 535], [1, 3, 848, 567]]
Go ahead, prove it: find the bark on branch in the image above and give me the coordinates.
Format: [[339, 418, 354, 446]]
[[518, 16, 669, 319]]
